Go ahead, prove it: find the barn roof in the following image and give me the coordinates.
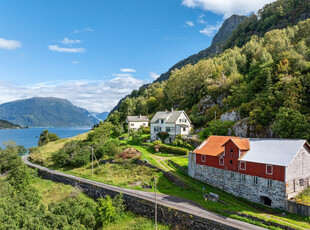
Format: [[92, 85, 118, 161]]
[[193, 136, 245, 156], [240, 139, 307, 167]]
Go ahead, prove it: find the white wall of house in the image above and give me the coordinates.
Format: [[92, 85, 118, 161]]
[[286, 145, 310, 199], [129, 121, 148, 130], [150, 112, 191, 142]]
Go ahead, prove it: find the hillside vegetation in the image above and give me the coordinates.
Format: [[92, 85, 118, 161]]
[[0, 119, 21, 129], [109, 17, 310, 140]]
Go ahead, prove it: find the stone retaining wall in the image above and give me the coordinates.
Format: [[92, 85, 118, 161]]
[[286, 200, 310, 216], [36, 169, 236, 230]]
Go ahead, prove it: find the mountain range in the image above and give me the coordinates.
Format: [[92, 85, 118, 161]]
[[0, 97, 99, 127]]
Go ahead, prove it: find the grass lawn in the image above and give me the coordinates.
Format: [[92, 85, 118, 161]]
[[29, 133, 310, 230]]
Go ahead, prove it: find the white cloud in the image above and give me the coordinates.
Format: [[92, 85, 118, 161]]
[[182, 0, 276, 18], [112, 73, 133, 77], [185, 21, 195, 27], [120, 68, 136, 73], [150, 72, 160, 80], [197, 14, 206, 24], [61, 38, 82, 45], [199, 21, 223, 36], [72, 61, 80, 64], [0, 77, 145, 113], [74, 28, 93, 33], [48, 45, 86, 53], [0, 38, 22, 50]]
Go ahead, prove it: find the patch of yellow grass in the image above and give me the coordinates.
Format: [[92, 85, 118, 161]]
[[30, 131, 90, 167]]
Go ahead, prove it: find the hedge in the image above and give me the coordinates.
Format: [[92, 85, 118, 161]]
[[159, 144, 188, 155]]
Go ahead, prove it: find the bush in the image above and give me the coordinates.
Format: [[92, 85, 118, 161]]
[[156, 131, 169, 142], [95, 140, 122, 158], [140, 126, 150, 134], [202, 120, 234, 138], [152, 140, 162, 145], [157, 144, 188, 155]]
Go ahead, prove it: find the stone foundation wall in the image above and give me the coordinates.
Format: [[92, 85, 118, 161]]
[[286, 200, 310, 216], [188, 153, 286, 210], [36, 169, 235, 229]]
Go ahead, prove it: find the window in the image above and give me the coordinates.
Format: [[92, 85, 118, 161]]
[[219, 157, 224, 166], [166, 127, 171, 132], [183, 118, 187, 122], [201, 155, 206, 162], [230, 148, 233, 153], [300, 179, 304, 186], [231, 172, 234, 178], [154, 127, 161, 132], [179, 119, 182, 122], [266, 165, 273, 175], [267, 179, 272, 187], [229, 160, 233, 164], [253, 176, 258, 184], [241, 174, 246, 181], [143, 123, 146, 126], [183, 127, 186, 131], [161, 119, 164, 124], [131, 123, 134, 126], [240, 162, 246, 170]]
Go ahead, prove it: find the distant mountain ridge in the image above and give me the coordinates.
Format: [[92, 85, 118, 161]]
[[0, 119, 21, 129], [0, 97, 99, 127], [91, 112, 109, 121]]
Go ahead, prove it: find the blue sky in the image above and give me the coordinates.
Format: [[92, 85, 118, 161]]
[[0, 0, 275, 112]]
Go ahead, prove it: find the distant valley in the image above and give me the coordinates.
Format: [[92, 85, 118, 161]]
[[0, 97, 101, 127]]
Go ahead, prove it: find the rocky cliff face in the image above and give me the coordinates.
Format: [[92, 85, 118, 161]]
[[211, 15, 247, 46]]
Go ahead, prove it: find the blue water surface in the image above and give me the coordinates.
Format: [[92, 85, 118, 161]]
[[0, 127, 91, 149]]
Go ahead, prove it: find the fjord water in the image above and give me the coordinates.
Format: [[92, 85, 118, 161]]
[[0, 127, 91, 149]]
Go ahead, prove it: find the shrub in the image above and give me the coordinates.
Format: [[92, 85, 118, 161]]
[[156, 131, 169, 142], [159, 144, 188, 155], [140, 126, 150, 134], [152, 140, 162, 146], [202, 120, 234, 138], [95, 140, 121, 158]]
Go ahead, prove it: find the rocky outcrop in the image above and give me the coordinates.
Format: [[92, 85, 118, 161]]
[[197, 94, 224, 115], [230, 118, 273, 138], [220, 110, 241, 122]]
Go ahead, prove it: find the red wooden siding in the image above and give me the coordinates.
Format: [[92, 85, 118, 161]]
[[240, 162, 285, 181], [223, 140, 240, 171]]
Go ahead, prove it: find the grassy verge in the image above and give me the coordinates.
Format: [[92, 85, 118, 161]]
[[295, 187, 310, 206]]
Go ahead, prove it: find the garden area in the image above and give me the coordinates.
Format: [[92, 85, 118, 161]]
[[28, 122, 310, 230]]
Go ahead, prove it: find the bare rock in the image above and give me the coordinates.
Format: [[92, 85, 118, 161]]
[[220, 110, 241, 122]]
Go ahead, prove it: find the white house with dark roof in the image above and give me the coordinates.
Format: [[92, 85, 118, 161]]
[[188, 135, 310, 210], [126, 115, 149, 130], [150, 110, 192, 143]]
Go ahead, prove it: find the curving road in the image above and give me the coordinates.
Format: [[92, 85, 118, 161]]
[[22, 155, 265, 230]]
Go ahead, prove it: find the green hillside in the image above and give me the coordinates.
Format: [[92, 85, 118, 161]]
[[109, 11, 310, 140], [0, 119, 21, 129], [0, 97, 99, 127]]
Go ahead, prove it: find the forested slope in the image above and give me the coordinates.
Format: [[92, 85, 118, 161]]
[[108, 17, 310, 140]]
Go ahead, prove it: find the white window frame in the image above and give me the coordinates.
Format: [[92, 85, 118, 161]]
[[267, 179, 272, 187], [166, 127, 171, 132], [253, 176, 258, 184], [240, 161, 246, 170], [219, 157, 224, 166], [266, 165, 273, 175], [183, 127, 186, 131], [201, 155, 206, 162]]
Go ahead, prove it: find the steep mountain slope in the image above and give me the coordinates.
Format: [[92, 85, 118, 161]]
[[0, 97, 99, 127], [108, 5, 310, 140], [110, 15, 246, 114], [154, 14, 247, 83], [0, 119, 21, 129]]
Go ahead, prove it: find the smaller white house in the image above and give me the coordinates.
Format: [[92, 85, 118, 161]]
[[150, 110, 192, 143], [126, 115, 149, 130]]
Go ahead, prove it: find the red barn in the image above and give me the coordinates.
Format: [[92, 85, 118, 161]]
[[188, 135, 310, 209]]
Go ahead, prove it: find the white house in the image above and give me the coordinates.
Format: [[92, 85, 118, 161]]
[[126, 115, 149, 130], [150, 110, 192, 143]]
